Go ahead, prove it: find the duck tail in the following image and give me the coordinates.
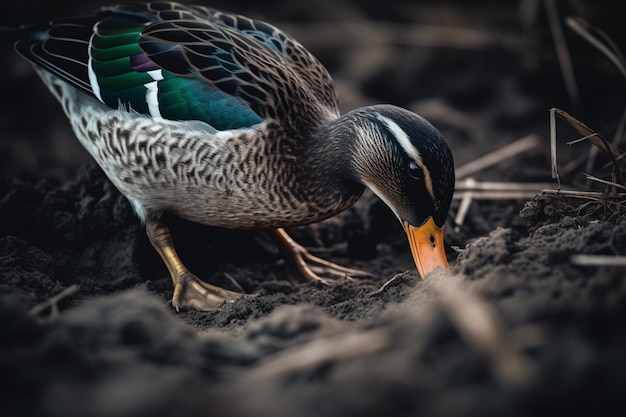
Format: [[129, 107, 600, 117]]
[[8, 17, 99, 97]]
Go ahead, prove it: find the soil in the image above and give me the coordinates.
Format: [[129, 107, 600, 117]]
[[1, 1, 626, 416]]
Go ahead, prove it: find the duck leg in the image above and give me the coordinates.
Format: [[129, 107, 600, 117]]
[[272, 228, 374, 285], [146, 219, 241, 311]]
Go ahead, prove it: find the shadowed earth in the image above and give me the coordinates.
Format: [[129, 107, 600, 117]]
[[1, 1, 626, 416]]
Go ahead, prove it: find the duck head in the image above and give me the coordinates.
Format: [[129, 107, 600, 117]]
[[347, 104, 455, 277]]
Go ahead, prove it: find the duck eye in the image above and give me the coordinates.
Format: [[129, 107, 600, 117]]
[[407, 161, 422, 180]]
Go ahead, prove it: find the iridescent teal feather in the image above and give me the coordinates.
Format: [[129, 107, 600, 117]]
[[157, 76, 262, 129]]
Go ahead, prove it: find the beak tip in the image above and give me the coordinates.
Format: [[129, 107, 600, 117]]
[[417, 263, 448, 279], [404, 217, 448, 279]]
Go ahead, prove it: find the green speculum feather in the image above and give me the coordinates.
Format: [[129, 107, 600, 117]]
[[157, 75, 262, 130], [92, 31, 142, 47], [95, 23, 145, 38], [91, 27, 143, 61], [91, 28, 153, 109], [90, 27, 262, 130], [91, 27, 146, 84], [91, 42, 143, 62], [90, 56, 133, 76]]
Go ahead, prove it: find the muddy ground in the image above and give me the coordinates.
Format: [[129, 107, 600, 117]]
[[1, 1, 626, 416]]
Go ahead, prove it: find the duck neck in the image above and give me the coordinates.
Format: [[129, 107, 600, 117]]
[[285, 112, 366, 215], [311, 109, 375, 184]]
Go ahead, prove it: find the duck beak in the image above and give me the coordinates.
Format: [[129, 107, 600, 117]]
[[403, 217, 448, 278]]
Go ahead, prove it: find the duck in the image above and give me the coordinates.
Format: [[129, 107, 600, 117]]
[[12, 1, 455, 311]]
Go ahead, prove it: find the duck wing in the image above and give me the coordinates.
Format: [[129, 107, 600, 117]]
[[15, 1, 338, 132]]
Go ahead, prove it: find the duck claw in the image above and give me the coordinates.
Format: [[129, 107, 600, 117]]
[[272, 228, 374, 284], [147, 219, 243, 312], [171, 271, 241, 312]]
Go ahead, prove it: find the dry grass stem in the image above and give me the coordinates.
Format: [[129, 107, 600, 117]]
[[544, 0, 580, 109], [454, 189, 474, 228], [455, 134, 540, 179], [456, 179, 556, 191], [248, 328, 391, 379], [583, 173, 626, 191], [29, 284, 79, 319], [571, 254, 626, 266], [565, 17, 626, 78], [454, 191, 551, 200], [223, 272, 245, 293], [550, 108, 561, 185], [453, 179, 558, 228], [368, 272, 406, 296], [553, 108, 626, 172], [543, 189, 626, 200], [434, 279, 536, 387], [452, 137, 547, 229], [566, 132, 603, 146], [546, 84, 626, 239]]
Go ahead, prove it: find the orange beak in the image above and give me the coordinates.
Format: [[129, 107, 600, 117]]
[[404, 217, 448, 278]]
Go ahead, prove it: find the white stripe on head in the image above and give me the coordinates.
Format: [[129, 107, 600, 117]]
[[375, 113, 435, 201], [376, 114, 422, 165]]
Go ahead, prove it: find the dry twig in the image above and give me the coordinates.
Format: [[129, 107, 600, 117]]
[[29, 284, 79, 319], [553, 108, 626, 173], [571, 254, 626, 266], [452, 135, 547, 228], [455, 134, 540, 179], [543, 188, 626, 200], [248, 328, 390, 379], [433, 278, 536, 387], [544, 0, 581, 110], [566, 17, 626, 78]]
